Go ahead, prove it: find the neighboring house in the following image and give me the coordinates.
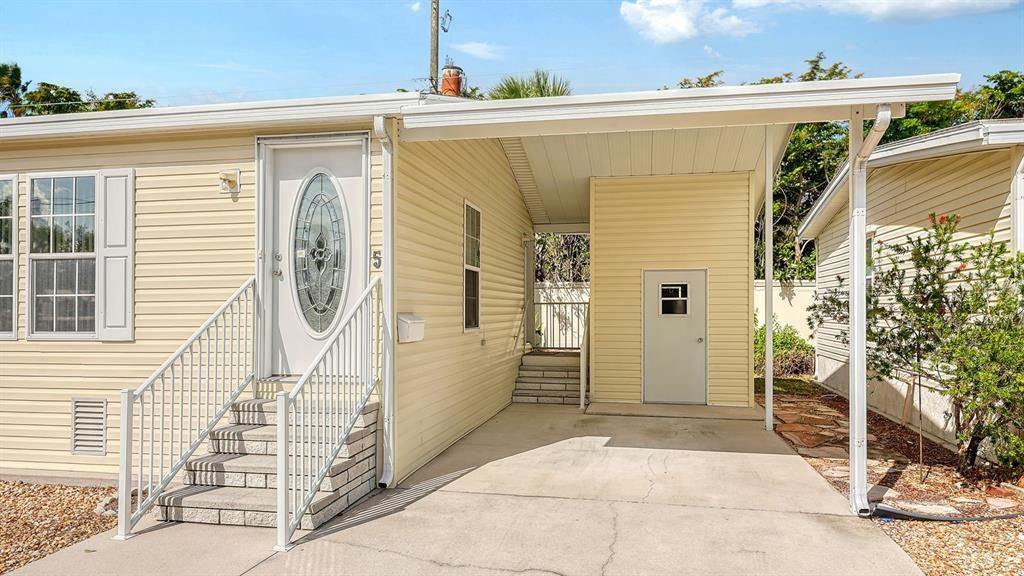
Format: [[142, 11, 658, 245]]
[[0, 75, 960, 544], [798, 119, 1024, 447]]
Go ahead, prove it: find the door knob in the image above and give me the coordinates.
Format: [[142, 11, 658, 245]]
[[697, 337, 704, 343]]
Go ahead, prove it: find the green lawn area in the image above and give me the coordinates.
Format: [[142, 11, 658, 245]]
[[754, 375, 819, 396]]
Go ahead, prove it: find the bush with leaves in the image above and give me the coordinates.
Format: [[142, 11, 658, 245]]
[[754, 313, 815, 376], [809, 214, 1024, 472]]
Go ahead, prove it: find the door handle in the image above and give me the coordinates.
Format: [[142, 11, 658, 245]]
[[697, 337, 704, 343]]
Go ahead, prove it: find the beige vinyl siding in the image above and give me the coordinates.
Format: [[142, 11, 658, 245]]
[[590, 173, 754, 407], [814, 149, 1015, 444], [0, 126, 381, 479], [393, 138, 531, 483]]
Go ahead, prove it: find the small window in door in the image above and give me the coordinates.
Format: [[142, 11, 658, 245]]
[[660, 283, 688, 315]]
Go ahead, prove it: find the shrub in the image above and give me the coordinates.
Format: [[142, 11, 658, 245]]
[[754, 316, 815, 376], [809, 213, 1024, 473]]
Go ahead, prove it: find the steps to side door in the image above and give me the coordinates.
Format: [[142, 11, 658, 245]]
[[154, 400, 378, 530], [512, 352, 584, 405]]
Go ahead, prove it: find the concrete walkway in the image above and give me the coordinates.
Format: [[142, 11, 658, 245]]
[[14, 404, 922, 575]]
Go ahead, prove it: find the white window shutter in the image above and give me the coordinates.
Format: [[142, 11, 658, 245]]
[[97, 169, 135, 341]]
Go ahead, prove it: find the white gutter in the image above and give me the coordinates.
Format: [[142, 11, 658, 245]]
[[399, 74, 956, 141], [848, 104, 891, 516], [373, 116, 398, 488], [0, 92, 447, 142]]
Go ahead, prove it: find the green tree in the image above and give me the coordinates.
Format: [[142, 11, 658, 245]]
[[0, 62, 30, 118], [87, 90, 155, 112], [809, 214, 1024, 472], [489, 69, 571, 100], [21, 82, 87, 115], [751, 52, 859, 281]]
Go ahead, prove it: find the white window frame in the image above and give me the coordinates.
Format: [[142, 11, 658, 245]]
[[26, 170, 101, 341], [658, 282, 689, 317], [865, 228, 877, 286], [0, 174, 17, 340], [463, 200, 481, 332]]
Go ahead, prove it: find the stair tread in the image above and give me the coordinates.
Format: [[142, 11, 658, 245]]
[[210, 422, 373, 443], [232, 399, 380, 414], [188, 451, 367, 475], [157, 484, 333, 513]]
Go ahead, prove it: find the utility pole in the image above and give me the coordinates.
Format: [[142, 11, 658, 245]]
[[430, 0, 439, 93]]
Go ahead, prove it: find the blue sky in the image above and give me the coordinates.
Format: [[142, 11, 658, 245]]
[[1, 0, 1022, 107]]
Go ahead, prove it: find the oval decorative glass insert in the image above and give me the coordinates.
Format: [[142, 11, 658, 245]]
[[293, 173, 347, 334]]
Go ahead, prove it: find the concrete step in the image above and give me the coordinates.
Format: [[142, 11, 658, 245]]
[[518, 369, 580, 379], [230, 399, 379, 426], [155, 475, 375, 530], [209, 421, 374, 455], [514, 382, 581, 392], [516, 376, 580, 385], [520, 353, 580, 369], [184, 445, 374, 492], [512, 395, 581, 405], [511, 388, 580, 398]]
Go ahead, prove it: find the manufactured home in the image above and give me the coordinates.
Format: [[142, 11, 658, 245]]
[[0, 74, 960, 547], [798, 119, 1024, 447]]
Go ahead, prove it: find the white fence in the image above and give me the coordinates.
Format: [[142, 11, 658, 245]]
[[534, 282, 589, 349], [754, 280, 815, 341]]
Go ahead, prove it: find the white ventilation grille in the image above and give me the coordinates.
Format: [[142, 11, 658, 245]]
[[71, 398, 107, 455]]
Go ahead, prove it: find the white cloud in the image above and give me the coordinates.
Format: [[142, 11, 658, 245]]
[[732, 0, 1019, 19], [620, 0, 757, 43], [452, 41, 503, 61], [703, 44, 721, 59], [410, 1, 421, 12]]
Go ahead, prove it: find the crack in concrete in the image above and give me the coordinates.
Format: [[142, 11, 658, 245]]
[[324, 540, 571, 576], [641, 454, 656, 502], [600, 503, 620, 576]]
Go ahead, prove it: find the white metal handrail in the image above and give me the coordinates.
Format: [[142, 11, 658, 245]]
[[579, 308, 590, 410], [276, 277, 383, 550], [116, 276, 256, 540], [535, 301, 589, 349]]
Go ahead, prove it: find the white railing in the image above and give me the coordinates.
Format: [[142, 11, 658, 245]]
[[579, 308, 590, 410], [276, 277, 382, 550], [535, 301, 589, 349], [116, 276, 256, 540]]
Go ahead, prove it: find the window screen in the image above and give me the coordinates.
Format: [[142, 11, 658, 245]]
[[464, 203, 481, 329]]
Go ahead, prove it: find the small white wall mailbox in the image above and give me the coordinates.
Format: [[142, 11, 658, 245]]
[[398, 313, 425, 343]]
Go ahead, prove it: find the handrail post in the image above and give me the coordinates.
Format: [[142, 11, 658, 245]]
[[274, 391, 292, 551], [579, 306, 589, 411], [114, 389, 134, 540]]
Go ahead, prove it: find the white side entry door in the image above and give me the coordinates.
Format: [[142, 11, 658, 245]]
[[643, 269, 707, 404]]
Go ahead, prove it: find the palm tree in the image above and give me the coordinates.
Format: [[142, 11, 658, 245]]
[[0, 62, 30, 118], [489, 70, 571, 100]]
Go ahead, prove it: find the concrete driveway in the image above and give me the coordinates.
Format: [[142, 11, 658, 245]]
[[14, 404, 921, 576]]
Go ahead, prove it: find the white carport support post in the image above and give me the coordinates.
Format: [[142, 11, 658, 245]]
[[764, 125, 774, 432], [847, 105, 891, 516]]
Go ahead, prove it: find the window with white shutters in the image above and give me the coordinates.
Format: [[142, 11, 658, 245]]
[[26, 170, 134, 341]]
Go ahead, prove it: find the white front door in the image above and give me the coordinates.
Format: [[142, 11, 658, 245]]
[[263, 135, 368, 375], [643, 269, 707, 404]]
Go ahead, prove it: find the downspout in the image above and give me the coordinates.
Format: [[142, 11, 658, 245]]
[[374, 115, 397, 488], [848, 104, 891, 516]]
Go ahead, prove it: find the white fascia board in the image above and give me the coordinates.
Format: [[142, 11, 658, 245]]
[[797, 119, 1024, 240], [0, 92, 440, 142], [399, 74, 958, 141]]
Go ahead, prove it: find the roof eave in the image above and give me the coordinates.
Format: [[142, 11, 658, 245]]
[[399, 74, 959, 141], [797, 119, 1024, 239]]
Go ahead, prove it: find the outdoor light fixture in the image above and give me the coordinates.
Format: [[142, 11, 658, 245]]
[[219, 169, 240, 194]]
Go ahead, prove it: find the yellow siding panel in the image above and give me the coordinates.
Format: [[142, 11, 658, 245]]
[[0, 126, 382, 479], [590, 173, 753, 407], [393, 139, 531, 483]]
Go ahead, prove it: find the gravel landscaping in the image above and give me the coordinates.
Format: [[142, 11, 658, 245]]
[[757, 378, 1024, 576], [0, 481, 117, 574]]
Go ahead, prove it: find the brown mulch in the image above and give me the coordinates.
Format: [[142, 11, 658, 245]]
[[0, 481, 117, 574], [758, 383, 1024, 576]]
